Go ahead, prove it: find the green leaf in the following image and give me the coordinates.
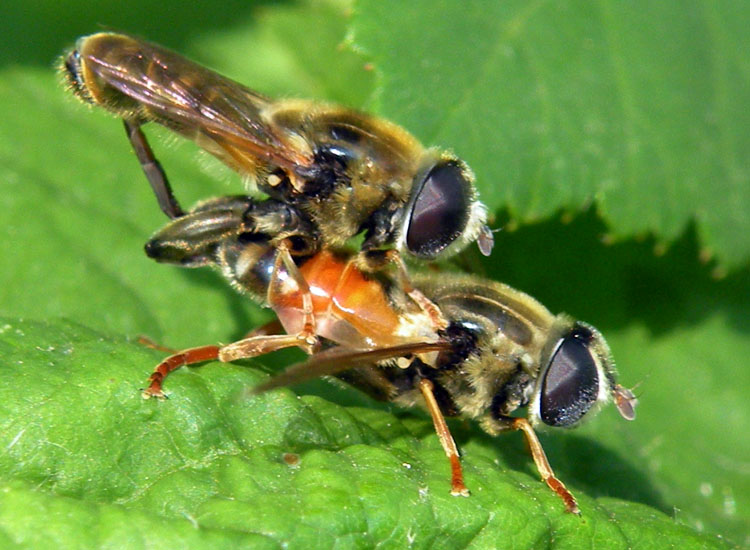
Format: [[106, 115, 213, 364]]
[[352, 0, 750, 270], [0, 318, 733, 549], [0, 0, 747, 548]]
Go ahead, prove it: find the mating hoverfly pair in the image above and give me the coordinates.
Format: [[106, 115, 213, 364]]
[[62, 32, 636, 514]]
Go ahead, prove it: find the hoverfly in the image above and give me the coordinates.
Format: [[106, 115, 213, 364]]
[[141, 196, 637, 514], [61, 32, 494, 268]]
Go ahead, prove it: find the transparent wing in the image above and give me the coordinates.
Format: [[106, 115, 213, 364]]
[[252, 341, 452, 394], [80, 34, 315, 174]]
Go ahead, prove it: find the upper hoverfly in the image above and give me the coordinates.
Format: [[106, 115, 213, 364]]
[[61, 32, 494, 266]]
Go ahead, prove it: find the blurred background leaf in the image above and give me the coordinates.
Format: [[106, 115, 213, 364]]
[[354, 0, 750, 271], [0, 0, 747, 548]]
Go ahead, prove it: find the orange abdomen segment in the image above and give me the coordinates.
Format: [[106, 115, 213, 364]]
[[302, 252, 403, 346], [273, 251, 403, 348]]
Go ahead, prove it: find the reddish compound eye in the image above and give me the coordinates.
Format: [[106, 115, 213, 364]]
[[406, 161, 472, 259], [540, 326, 600, 427]]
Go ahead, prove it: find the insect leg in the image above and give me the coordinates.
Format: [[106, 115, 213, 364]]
[[123, 119, 185, 219], [216, 333, 314, 363], [357, 249, 447, 329], [142, 329, 322, 399], [504, 417, 580, 514], [267, 241, 318, 348], [385, 250, 447, 330], [142, 345, 221, 399], [418, 378, 470, 497], [135, 335, 177, 353]]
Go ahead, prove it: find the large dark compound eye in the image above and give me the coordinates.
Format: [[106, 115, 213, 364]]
[[540, 326, 600, 427], [405, 161, 471, 259]]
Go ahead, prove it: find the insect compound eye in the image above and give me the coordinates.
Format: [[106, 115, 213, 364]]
[[405, 160, 471, 259], [540, 327, 600, 427], [62, 49, 89, 99]]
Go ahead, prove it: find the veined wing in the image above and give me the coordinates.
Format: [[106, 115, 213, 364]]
[[252, 340, 452, 394], [77, 33, 315, 174]]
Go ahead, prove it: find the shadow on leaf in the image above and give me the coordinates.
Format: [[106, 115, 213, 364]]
[[482, 209, 750, 337]]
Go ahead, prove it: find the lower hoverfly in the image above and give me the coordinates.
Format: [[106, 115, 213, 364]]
[[61, 32, 494, 269], [141, 196, 637, 514]]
